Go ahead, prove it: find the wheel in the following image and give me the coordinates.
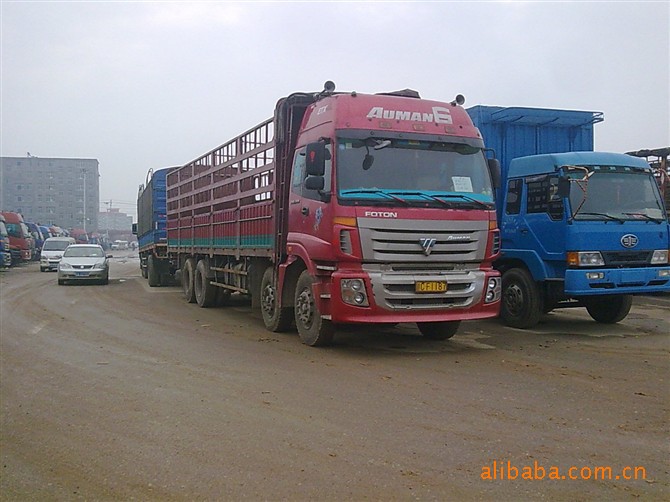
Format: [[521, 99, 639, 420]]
[[147, 255, 161, 287], [416, 321, 460, 340], [194, 259, 217, 308], [182, 258, 197, 303], [294, 270, 334, 346], [141, 259, 148, 279], [100, 275, 109, 285], [58, 279, 65, 285], [584, 294, 633, 323], [40, 267, 46, 272], [501, 268, 542, 328], [260, 266, 292, 332]]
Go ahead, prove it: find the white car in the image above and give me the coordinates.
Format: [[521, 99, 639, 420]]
[[57, 244, 110, 285], [40, 237, 76, 272]]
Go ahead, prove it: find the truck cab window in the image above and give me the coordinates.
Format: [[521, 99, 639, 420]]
[[292, 145, 331, 201], [526, 176, 563, 220], [505, 179, 522, 214]]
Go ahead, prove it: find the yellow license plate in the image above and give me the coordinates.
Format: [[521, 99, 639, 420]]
[[415, 281, 447, 293]]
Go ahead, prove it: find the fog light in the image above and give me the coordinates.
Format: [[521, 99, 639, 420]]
[[659, 269, 670, 277], [484, 277, 501, 303], [586, 272, 604, 280], [341, 278, 369, 307]]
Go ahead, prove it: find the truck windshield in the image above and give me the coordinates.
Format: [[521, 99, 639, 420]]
[[569, 169, 666, 222], [336, 138, 494, 207], [6, 223, 24, 238]]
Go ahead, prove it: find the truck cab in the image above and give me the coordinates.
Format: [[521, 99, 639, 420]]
[[498, 152, 670, 327], [0, 215, 12, 267]]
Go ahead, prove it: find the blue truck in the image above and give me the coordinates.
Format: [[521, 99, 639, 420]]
[[133, 167, 173, 287], [467, 105, 670, 327]]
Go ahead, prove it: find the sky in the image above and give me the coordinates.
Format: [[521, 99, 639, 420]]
[[1, 0, 669, 220]]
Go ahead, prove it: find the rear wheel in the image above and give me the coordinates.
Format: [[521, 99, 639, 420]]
[[260, 266, 292, 332], [294, 270, 334, 347], [584, 294, 633, 323], [501, 268, 542, 328], [182, 258, 197, 303], [194, 259, 217, 308], [147, 255, 161, 287], [416, 321, 460, 340]]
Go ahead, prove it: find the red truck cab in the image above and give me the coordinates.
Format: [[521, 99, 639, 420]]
[[1, 211, 33, 263]]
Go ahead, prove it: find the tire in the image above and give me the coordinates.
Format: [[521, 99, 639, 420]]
[[141, 259, 148, 279], [58, 279, 65, 285], [100, 275, 109, 285], [182, 258, 197, 303], [147, 255, 161, 287], [194, 259, 217, 308], [417, 321, 460, 340], [294, 270, 334, 346], [260, 266, 292, 332], [501, 268, 543, 329], [584, 294, 633, 323], [40, 267, 46, 272]]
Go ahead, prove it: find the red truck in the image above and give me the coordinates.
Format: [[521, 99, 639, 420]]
[[164, 82, 502, 345], [0, 211, 33, 263]]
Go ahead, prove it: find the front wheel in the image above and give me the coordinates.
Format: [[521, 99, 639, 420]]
[[260, 266, 292, 332], [194, 259, 217, 308], [501, 268, 542, 329], [294, 270, 334, 347], [584, 295, 633, 323], [417, 321, 460, 340]]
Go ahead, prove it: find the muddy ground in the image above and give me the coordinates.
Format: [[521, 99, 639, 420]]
[[1, 254, 668, 501]]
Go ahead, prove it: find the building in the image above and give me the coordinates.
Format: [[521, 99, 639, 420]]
[[98, 208, 133, 233], [0, 156, 100, 231]]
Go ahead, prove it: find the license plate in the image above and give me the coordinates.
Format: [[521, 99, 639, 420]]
[[415, 281, 447, 293], [75, 272, 89, 277]]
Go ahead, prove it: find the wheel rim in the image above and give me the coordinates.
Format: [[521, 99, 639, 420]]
[[296, 288, 314, 328], [504, 283, 524, 316], [261, 283, 276, 317]]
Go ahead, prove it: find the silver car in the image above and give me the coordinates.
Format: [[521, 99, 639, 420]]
[[57, 244, 110, 285]]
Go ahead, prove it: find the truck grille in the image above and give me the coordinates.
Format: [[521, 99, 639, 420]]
[[357, 218, 488, 263], [602, 250, 652, 267]]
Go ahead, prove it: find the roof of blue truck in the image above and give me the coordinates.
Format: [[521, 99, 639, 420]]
[[509, 151, 650, 177]]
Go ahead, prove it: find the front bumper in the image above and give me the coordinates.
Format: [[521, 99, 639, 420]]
[[58, 268, 108, 281], [565, 266, 670, 295], [314, 267, 501, 324]]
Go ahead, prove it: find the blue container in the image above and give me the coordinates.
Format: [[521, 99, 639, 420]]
[[137, 167, 170, 249]]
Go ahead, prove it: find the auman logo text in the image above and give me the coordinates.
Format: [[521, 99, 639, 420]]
[[367, 106, 453, 124]]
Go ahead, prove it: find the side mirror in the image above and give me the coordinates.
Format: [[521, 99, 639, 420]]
[[305, 176, 325, 191], [306, 142, 326, 176], [487, 158, 501, 189], [558, 177, 571, 198], [131, 223, 138, 235]]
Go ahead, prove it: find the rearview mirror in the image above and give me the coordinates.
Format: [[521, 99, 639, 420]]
[[306, 142, 326, 176], [558, 177, 571, 198], [487, 158, 501, 189]]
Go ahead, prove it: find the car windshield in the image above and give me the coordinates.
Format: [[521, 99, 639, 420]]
[[43, 241, 72, 251], [568, 169, 666, 221], [64, 247, 104, 258], [336, 137, 494, 207]]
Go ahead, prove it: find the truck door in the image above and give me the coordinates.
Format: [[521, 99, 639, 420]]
[[288, 146, 333, 257]]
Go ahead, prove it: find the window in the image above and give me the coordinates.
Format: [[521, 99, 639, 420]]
[[526, 175, 563, 220], [505, 179, 522, 214]]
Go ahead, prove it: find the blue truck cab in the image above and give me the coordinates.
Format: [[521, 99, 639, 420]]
[[468, 106, 670, 327]]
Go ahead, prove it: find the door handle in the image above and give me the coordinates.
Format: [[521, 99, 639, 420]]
[[301, 207, 309, 216]]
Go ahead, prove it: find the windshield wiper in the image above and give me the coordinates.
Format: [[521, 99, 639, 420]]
[[386, 191, 454, 208], [622, 212, 665, 223], [575, 212, 625, 223], [431, 193, 491, 209], [340, 189, 410, 205]]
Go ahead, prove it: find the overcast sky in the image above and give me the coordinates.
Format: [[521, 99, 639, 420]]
[[2, 1, 668, 219]]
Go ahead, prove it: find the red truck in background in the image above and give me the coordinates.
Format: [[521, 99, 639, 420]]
[[163, 82, 502, 346], [0, 211, 33, 264]]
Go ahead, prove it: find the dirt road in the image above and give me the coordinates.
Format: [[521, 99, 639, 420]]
[[1, 255, 668, 501]]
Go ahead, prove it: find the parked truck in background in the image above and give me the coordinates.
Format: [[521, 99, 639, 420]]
[[0, 215, 12, 267], [133, 167, 173, 286], [162, 82, 502, 346], [467, 106, 670, 328], [0, 211, 33, 264]]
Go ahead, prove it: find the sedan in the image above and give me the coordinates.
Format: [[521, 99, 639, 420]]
[[57, 244, 110, 285]]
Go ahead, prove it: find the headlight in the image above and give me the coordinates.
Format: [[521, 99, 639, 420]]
[[567, 251, 605, 267], [485, 277, 501, 303], [59, 263, 73, 270], [651, 250, 669, 264], [92, 262, 106, 270]]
